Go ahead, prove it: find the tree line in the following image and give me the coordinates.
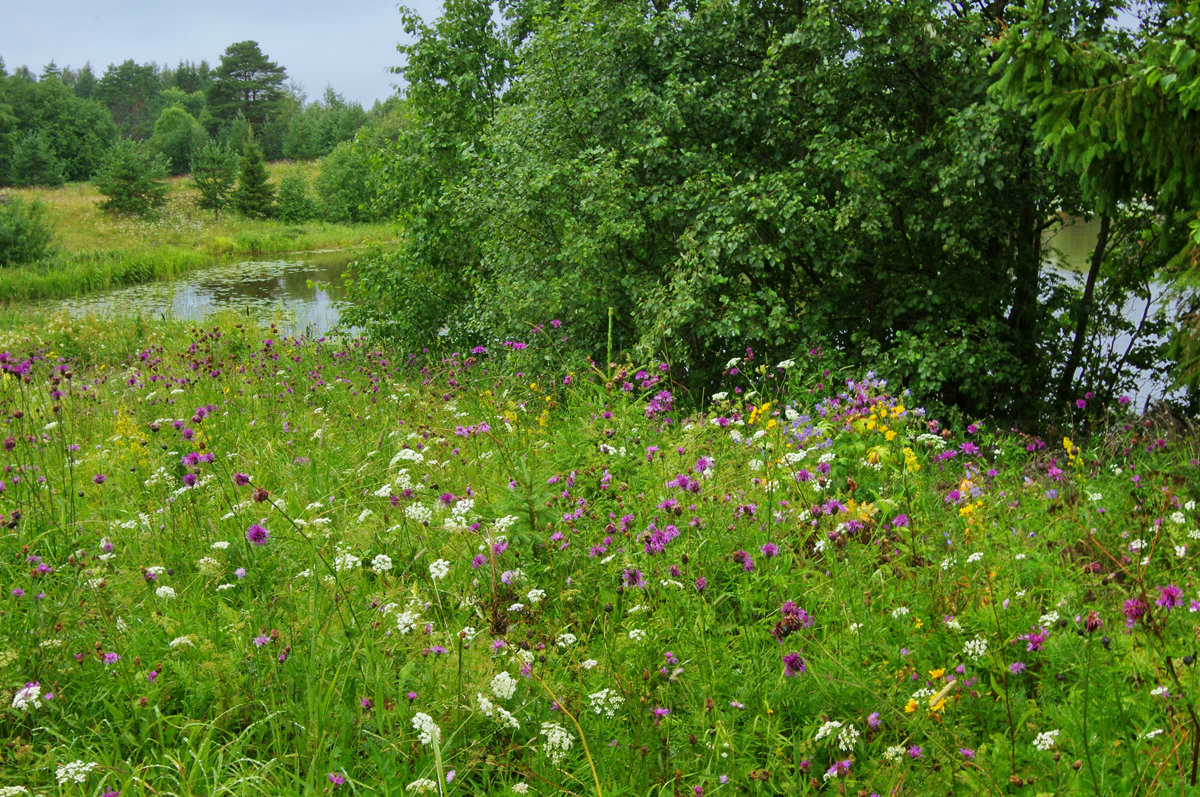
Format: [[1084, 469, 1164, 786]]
[[0, 40, 400, 189], [344, 0, 1200, 421]]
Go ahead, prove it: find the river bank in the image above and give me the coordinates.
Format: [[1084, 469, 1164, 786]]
[[0, 174, 396, 303]]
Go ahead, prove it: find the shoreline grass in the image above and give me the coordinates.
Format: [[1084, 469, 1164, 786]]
[[1, 170, 396, 303], [1, 313, 1199, 794]]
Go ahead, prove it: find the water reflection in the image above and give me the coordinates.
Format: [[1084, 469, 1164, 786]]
[[43, 250, 354, 337]]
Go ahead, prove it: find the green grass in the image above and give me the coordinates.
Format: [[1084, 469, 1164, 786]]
[[1, 313, 1198, 795], [1, 170, 395, 303]]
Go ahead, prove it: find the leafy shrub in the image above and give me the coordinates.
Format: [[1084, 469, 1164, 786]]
[[314, 140, 373, 223], [276, 167, 316, 222], [0, 197, 53, 265]]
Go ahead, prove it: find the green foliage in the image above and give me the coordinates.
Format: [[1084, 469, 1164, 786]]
[[95, 59, 164, 139], [283, 88, 368, 161], [93, 139, 170, 216], [190, 140, 238, 220], [10, 130, 64, 187], [149, 106, 207, 175], [354, 0, 1076, 418], [344, 0, 511, 346], [233, 136, 274, 219], [207, 41, 287, 129], [314, 140, 373, 223], [0, 197, 53, 265], [276, 166, 316, 222], [0, 74, 116, 184]]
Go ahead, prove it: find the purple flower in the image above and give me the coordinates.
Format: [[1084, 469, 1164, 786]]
[[622, 568, 647, 589], [253, 635, 270, 648], [695, 577, 707, 592], [907, 745, 923, 759], [959, 747, 975, 759], [1018, 626, 1048, 652], [826, 759, 851, 778], [93, 473, 107, 484], [1157, 584, 1183, 610], [867, 711, 881, 728], [246, 524, 269, 546], [760, 543, 779, 558], [782, 652, 806, 676], [1009, 661, 1027, 674], [328, 772, 345, 787], [103, 651, 121, 665], [233, 472, 250, 485], [891, 514, 909, 528], [1123, 598, 1147, 627]]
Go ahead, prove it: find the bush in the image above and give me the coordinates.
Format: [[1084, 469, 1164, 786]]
[[0, 197, 54, 266], [314, 140, 373, 223], [276, 167, 316, 222], [93, 140, 170, 216]]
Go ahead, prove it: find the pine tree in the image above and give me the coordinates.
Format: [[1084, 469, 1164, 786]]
[[11, 131, 65, 187], [190, 140, 238, 220], [233, 136, 274, 219]]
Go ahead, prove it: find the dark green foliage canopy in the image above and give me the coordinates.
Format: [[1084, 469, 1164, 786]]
[[149, 106, 206, 175], [0, 75, 116, 184], [208, 42, 287, 129], [96, 60, 164, 139], [93, 139, 169, 215]]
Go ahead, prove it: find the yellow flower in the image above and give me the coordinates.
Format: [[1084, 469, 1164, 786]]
[[930, 698, 947, 714], [884, 429, 897, 441], [905, 699, 919, 714], [928, 668, 945, 680], [903, 447, 921, 473], [914, 617, 924, 629]]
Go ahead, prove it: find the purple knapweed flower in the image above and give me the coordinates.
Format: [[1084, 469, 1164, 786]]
[[1157, 584, 1183, 610], [246, 523, 269, 546], [782, 652, 806, 676]]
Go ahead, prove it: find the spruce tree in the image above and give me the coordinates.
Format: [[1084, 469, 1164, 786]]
[[11, 132, 65, 187], [190, 140, 238, 220], [233, 136, 274, 219]]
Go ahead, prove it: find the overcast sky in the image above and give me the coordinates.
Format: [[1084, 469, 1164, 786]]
[[2, 0, 445, 107]]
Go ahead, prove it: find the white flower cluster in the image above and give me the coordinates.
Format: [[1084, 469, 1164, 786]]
[[836, 723, 860, 751], [588, 688, 625, 719], [814, 720, 843, 741], [406, 778, 438, 793], [628, 629, 646, 641], [196, 556, 221, 574], [527, 588, 546, 604], [396, 610, 420, 635], [541, 721, 574, 765], [412, 712, 441, 745], [55, 760, 98, 785], [156, 585, 177, 599], [334, 549, 362, 573], [429, 559, 451, 580], [557, 632, 577, 648], [372, 554, 393, 572], [1032, 729, 1060, 751], [884, 744, 906, 762], [404, 503, 433, 523], [491, 671, 518, 701], [891, 606, 910, 618], [963, 636, 988, 661], [390, 448, 425, 466], [11, 682, 42, 711]]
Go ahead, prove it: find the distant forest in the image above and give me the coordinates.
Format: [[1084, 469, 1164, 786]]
[[0, 40, 405, 187]]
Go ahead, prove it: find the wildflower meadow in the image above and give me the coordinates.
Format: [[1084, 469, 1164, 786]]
[[1, 313, 1199, 795]]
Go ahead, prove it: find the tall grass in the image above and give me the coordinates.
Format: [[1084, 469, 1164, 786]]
[[1, 313, 1198, 794]]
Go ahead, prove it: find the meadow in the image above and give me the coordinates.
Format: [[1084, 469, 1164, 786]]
[[0, 173, 395, 303], [1, 312, 1198, 796]]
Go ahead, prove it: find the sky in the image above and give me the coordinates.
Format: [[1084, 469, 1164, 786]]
[[2, 0, 445, 107]]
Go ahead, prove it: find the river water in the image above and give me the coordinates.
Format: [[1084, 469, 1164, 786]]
[[41, 250, 353, 337]]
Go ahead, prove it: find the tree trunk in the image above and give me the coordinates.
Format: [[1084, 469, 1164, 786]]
[[1056, 213, 1111, 407]]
